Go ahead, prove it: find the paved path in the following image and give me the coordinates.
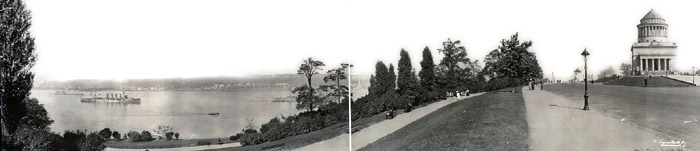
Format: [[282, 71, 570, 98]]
[[104, 142, 241, 151], [296, 93, 484, 151], [523, 86, 684, 151]]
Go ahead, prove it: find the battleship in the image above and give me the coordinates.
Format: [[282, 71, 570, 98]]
[[80, 83, 141, 104]]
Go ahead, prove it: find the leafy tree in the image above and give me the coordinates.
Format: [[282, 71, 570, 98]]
[[436, 38, 478, 91], [419, 47, 436, 91], [368, 61, 390, 96], [598, 66, 616, 78], [482, 33, 542, 84], [112, 131, 121, 140], [99, 128, 112, 140], [174, 133, 180, 140], [79, 132, 106, 151], [397, 49, 420, 98], [295, 58, 325, 111], [322, 66, 348, 104], [154, 125, 173, 140], [574, 68, 581, 81], [388, 64, 396, 91], [620, 63, 633, 75], [140, 131, 153, 141], [127, 131, 141, 142], [2, 0, 58, 150]]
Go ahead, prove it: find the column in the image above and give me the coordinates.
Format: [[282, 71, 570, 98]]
[[651, 59, 656, 71], [655, 59, 659, 71], [639, 57, 643, 72], [660, 58, 665, 71]]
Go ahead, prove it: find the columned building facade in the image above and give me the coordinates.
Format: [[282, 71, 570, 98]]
[[631, 9, 677, 75]]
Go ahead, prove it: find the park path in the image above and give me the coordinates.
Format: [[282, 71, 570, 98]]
[[296, 93, 484, 151], [522, 86, 682, 151], [104, 142, 240, 151]]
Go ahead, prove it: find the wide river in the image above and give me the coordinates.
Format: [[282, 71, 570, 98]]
[[31, 89, 367, 139]]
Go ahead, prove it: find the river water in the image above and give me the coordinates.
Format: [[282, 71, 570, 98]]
[[31, 88, 368, 139], [31, 89, 302, 139]]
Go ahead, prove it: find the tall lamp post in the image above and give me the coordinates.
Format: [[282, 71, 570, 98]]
[[581, 49, 590, 110], [341, 63, 353, 150]]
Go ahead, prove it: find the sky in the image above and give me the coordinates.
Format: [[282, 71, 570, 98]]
[[26, 0, 700, 81]]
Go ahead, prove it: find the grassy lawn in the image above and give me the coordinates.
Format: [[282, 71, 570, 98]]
[[104, 138, 235, 149], [546, 83, 700, 149], [359, 87, 530, 151]]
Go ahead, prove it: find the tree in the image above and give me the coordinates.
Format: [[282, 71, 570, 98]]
[[368, 61, 390, 96], [174, 133, 180, 140], [483, 33, 542, 84], [620, 63, 633, 75], [112, 131, 121, 140], [574, 68, 581, 81], [397, 49, 420, 98], [98, 128, 112, 140], [295, 58, 325, 112], [388, 64, 396, 91], [419, 47, 436, 91], [322, 66, 348, 104], [599, 66, 616, 78], [2, 0, 55, 150], [79, 132, 106, 151], [436, 38, 478, 91], [154, 125, 173, 140]]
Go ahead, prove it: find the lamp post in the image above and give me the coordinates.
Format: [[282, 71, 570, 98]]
[[341, 63, 353, 150], [581, 49, 590, 110]]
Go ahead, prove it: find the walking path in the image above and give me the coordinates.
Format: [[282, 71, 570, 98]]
[[104, 142, 241, 151], [296, 93, 484, 151], [522, 86, 682, 151]]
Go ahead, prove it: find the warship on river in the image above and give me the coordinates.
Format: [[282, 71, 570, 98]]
[[80, 83, 141, 104]]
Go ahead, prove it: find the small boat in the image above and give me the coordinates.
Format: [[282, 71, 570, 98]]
[[207, 113, 220, 116]]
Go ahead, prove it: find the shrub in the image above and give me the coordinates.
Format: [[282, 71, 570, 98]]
[[59, 130, 86, 150], [127, 131, 141, 142], [79, 132, 106, 151], [240, 133, 263, 146], [174, 133, 180, 140], [229, 133, 243, 141], [140, 131, 153, 141], [165, 132, 175, 140], [112, 131, 121, 140], [98, 128, 112, 140]]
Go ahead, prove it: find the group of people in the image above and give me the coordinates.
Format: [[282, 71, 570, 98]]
[[446, 89, 470, 99], [528, 80, 544, 90]]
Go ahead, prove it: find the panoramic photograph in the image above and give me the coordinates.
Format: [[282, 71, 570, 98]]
[[2, 0, 700, 151]]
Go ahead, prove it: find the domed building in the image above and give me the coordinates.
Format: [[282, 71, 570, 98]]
[[631, 9, 677, 75]]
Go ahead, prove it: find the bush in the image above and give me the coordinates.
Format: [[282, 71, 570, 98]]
[[240, 133, 263, 146], [165, 132, 175, 140], [98, 128, 112, 140], [140, 131, 153, 141], [174, 133, 180, 140], [79, 132, 106, 151], [59, 130, 86, 150], [229, 133, 243, 141], [112, 131, 121, 140], [127, 131, 141, 142]]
